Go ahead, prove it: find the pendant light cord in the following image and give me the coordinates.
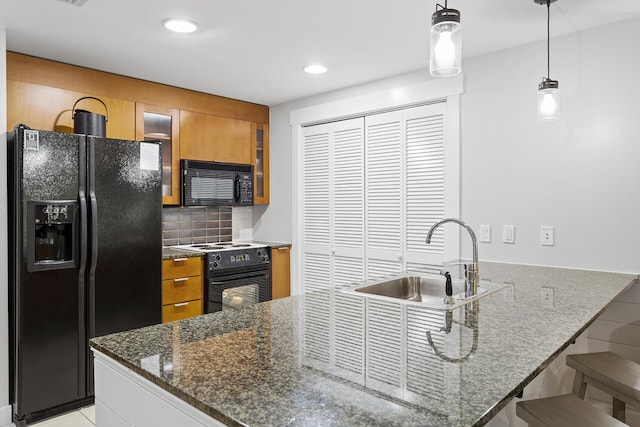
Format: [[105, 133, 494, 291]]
[[546, 0, 550, 80]]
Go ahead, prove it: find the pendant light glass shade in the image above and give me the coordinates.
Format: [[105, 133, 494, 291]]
[[538, 78, 560, 121], [536, 0, 559, 121], [429, 3, 462, 77]]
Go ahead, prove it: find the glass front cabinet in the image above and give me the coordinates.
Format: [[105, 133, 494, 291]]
[[135, 104, 180, 205], [252, 122, 270, 204]]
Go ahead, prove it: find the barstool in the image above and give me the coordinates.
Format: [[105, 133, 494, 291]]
[[567, 351, 640, 423], [516, 393, 627, 426]]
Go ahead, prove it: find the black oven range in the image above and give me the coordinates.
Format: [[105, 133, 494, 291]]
[[173, 242, 271, 313]]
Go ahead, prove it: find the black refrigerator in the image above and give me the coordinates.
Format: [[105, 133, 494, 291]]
[[7, 125, 162, 425]]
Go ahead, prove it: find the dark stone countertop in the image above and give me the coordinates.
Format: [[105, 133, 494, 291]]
[[90, 262, 637, 427], [251, 240, 291, 249], [162, 247, 204, 260]]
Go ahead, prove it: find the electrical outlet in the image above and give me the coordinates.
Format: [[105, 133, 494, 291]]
[[503, 225, 515, 244], [540, 287, 554, 307], [480, 225, 491, 243], [503, 283, 515, 302], [541, 226, 554, 246]]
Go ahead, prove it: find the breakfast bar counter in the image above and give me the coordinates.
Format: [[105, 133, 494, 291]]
[[90, 262, 637, 426]]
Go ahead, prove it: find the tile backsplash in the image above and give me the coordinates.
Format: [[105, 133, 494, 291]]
[[162, 206, 232, 246], [161, 206, 254, 247]]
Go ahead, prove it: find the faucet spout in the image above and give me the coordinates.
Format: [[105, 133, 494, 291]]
[[426, 218, 479, 296]]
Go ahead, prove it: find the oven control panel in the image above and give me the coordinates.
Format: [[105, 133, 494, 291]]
[[208, 247, 270, 272]]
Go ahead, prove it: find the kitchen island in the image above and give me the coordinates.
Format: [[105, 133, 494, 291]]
[[90, 262, 638, 427]]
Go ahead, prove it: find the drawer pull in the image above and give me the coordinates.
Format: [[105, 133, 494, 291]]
[[277, 247, 288, 251], [173, 258, 188, 262], [173, 277, 189, 283], [174, 302, 189, 308]]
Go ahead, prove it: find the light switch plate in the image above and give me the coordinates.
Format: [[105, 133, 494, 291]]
[[503, 225, 515, 244], [479, 225, 491, 243]]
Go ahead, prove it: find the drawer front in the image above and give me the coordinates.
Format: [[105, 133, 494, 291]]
[[162, 276, 202, 305], [162, 300, 202, 323], [162, 256, 202, 280]]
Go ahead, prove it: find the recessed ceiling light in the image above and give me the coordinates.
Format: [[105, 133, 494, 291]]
[[163, 18, 198, 34], [304, 65, 328, 74]]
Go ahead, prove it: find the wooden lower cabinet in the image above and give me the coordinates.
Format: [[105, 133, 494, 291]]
[[162, 257, 203, 323], [271, 246, 291, 299]]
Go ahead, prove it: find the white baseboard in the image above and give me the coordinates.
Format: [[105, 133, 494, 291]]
[[0, 403, 14, 427]]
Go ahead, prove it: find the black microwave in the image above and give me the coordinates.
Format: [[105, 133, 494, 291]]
[[181, 160, 254, 207]]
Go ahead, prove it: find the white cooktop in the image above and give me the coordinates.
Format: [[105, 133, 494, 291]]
[[172, 242, 267, 253]]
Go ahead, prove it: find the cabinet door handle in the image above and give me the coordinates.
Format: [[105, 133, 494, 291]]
[[173, 258, 188, 262], [174, 302, 189, 308], [173, 277, 189, 283], [277, 247, 289, 251]]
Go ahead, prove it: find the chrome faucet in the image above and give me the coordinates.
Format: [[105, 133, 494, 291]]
[[426, 218, 479, 297]]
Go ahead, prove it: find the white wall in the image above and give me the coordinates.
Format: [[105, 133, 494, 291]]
[[462, 18, 640, 274], [257, 17, 640, 275], [1, 26, 12, 427]]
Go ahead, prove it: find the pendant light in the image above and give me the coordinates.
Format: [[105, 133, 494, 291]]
[[429, 1, 462, 77], [535, 0, 560, 121]]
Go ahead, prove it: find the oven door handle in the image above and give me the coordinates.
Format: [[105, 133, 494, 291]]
[[209, 272, 267, 284], [210, 280, 261, 285]]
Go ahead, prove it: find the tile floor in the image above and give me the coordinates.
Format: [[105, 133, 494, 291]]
[[30, 405, 94, 427]]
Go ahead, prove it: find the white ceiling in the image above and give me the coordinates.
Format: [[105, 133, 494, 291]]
[[1, 0, 639, 106]]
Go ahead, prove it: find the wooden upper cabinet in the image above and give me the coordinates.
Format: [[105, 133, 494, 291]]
[[6, 54, 270, 203], [7, 80, 135, 140], [252, 123, 270, 204], [179, 110, 252, 165], [136, 104, 181, 205]]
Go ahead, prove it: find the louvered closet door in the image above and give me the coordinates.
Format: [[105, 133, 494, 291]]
[[365, 111, 404, 279], [404, 103, 447, 274], [301, 118, 365, 292], [332, 121, 365, 288], [302, 126, 331, 292]]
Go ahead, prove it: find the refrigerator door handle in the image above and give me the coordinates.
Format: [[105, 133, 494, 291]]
[[88, 138, 98, 339], [78, 135, 88, 395], [78, 140, 88, 279]]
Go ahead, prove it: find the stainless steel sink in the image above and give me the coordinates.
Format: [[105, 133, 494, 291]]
[[340, 273, 504, 311]]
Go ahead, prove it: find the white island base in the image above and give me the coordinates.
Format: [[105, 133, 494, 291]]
[[92, 350, 227, 427]]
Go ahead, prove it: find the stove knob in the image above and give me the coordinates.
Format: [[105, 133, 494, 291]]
[[215, 255, 221, 261], [212, 262, 218, 268], [256, 250, 262, 256], [262, 256, 266, 261]]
